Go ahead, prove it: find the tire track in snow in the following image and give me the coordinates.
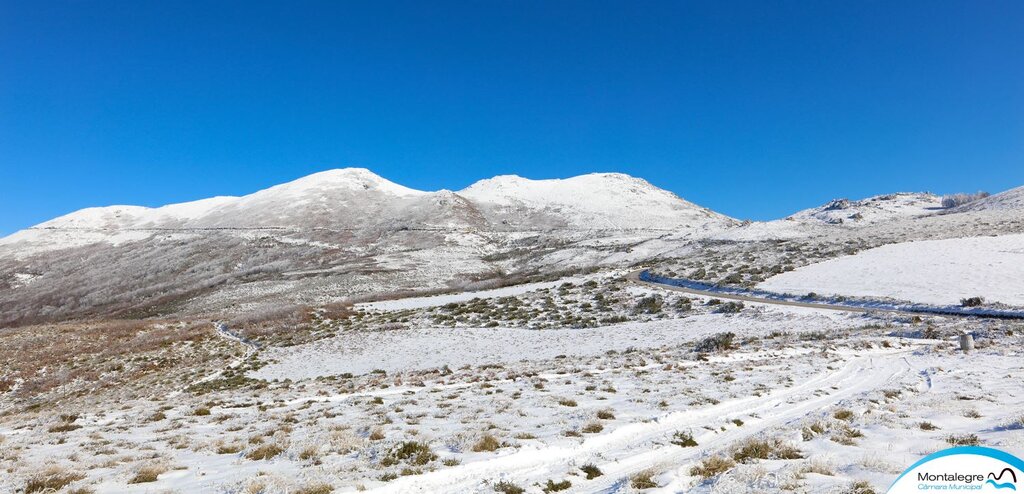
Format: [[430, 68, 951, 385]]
[[367, 348, 918, 493]]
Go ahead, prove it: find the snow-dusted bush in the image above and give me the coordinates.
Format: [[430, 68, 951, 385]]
[[960, 296, 984, 307], [694, 332, 736, 353], [941, 191, 990, 208]]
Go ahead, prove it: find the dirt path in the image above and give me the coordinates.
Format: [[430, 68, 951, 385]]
[[169, 322, 259, 397]]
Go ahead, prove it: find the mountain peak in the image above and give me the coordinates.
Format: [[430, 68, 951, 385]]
[[265, 168, 426, 197], [460, 172, 654, 194], [458, 171, 734, 229]]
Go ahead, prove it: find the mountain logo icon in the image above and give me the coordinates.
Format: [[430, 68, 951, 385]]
[[987, 468, 1018, 490]]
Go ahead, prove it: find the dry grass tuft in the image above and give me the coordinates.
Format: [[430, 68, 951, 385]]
[[128, 464, 167, 484], [690, 456, 735, 479], [294, 482, 334, 494], [472, 434, 501, 452], [24, 467, 85, 493], [732, 437, 802, 462], [630, 469, 659, 489], [246, 444, 285, 460]]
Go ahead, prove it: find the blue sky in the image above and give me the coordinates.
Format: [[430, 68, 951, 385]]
[[1, 1, 1022, 235]]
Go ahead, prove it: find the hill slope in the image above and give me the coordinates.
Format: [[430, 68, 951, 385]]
[[954, 185, 1024, 212], [458, 173, 732, 230], [0, 169, 734, 326]]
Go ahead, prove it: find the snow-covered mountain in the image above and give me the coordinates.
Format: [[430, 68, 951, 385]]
[[459, 173, 730, 230], [6, 169, 731, 240], [3, 167, 1022, 328], [0, 169, 735, 326]]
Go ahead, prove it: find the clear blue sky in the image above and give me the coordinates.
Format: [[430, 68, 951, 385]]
[[2, 1, 1022, 235]]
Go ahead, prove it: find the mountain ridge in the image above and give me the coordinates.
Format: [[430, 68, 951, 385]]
[[2, 168, 1022, 327], [4, 168, 735, 237]]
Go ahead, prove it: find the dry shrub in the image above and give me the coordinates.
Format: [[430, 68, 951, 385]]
[[294, 482, 334, 494], [1, 318, 209, 397], [383, 441, 436, 466], [128, 463, 167, 484], [844, 480, 878, 494], [328, 428, 364, 454], [799, 458, 835, 476], [472, 434, 501, 452], [493, 481, 525, 494], [216, 441, 244, 454], [246, 444, 285, 460], [732, 437, 803, 462], [631, 469, 659, 488], [48, 423, 82, 433], [580, 463, 603, 479], [298, 444, 320, 461], [690, 456, 736, 479], [24, 466, 85, 493]]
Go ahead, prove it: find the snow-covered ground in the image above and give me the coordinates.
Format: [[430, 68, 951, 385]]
[[5, 320, 1020, 494], [2, 269, 1023, 494], [759, 234, 1024, 306], [254, 307, 856, 380], [355, 277, 587, 311]]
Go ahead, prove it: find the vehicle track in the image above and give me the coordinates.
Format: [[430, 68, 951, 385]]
[[369, 348, 918, 493]]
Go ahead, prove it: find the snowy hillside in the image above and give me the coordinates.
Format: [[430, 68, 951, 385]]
[[0, 168, 736, 325], [5, 270, 1022, 494], [713, 192, 944, 242], [2, 171, 1022, 327], [758, 234, 1024, 306], [954, 185, 1024, 212], [8, 168, 432, 235], [458, 173, 735, 230], [1, 169, 732, 248], [783, 192, 941, 225]]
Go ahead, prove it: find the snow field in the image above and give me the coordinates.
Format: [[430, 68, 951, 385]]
[[759, 234, 1024, 306]]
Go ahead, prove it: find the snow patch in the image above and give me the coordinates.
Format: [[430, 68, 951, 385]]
[[759, 234, 1024, 306]]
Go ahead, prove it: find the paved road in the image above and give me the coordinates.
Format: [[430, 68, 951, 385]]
[[628, 270, 1024, 320], [627, 270, 904, 316]]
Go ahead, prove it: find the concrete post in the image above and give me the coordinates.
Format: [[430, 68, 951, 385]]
[[959, 333, 975, 353]]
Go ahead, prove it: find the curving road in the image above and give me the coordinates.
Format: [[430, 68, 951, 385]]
[[627, 269, 1024, 320], [625, 270, 886, 314]]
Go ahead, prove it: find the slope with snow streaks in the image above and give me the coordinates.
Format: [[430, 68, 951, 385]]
[[458, 173, 736, 230]]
